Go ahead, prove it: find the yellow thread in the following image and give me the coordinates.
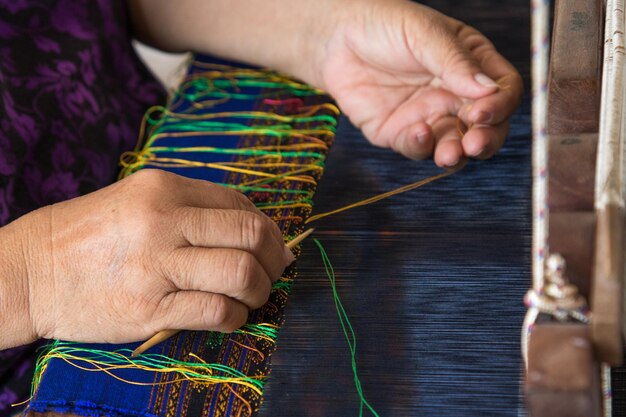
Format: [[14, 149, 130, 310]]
[[496, 74, 513, 91], [41, 352, 265, 395], [145, 129, 336, 144], [183, 63, 328, 94], [128, 156, 320, 183], [229, 339, 266, 361], [11, 397, 31, 408], [123, 156, 321, 187], [259, 203, 313, 211], [148, 106, 339, 123], [457, 119, 469, 137], [147, 144, 327, 153], [306, 165, 463, 224], [224, 383, 253, 417]]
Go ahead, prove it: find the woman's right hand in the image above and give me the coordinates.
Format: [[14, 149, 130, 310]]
[[0, 169, 293, 349]]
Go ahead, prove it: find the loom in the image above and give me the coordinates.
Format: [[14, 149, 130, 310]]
[[524, 0, 626, 416], [21, 0, 626, 416]]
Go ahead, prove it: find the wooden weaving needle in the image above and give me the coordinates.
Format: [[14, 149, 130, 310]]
[[283, 227, 314, 249], [131, 228, 315, 357]]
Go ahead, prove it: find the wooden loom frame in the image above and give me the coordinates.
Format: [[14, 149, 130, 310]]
[[525, 0, 626, 416]]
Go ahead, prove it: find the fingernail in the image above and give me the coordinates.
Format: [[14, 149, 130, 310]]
[[474, 111, 493, 124], [443, 158, 460, 168], [474, 73, 498, 88], [444, 158, 469, 170], [416, 132, 429, 146], [471, 148, 486, 158], [284, 245, 296, 264]]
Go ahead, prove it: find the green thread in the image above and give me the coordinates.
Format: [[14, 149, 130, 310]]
[[254, 199, 314, 209], [31, 341, 266, 396], [155, 120, 336, 134], [271, 280, 293, 292], [156, 112, 338, 126], [217, 183, 313, 196], [148, 146, 326, 159], [314, 238, 381, 417], [235, 324, 279, 341], [120, 63, 336, 185], [238, 164, 325, 188], [206, 331, 226, 349], [182, 78, 323, 100]]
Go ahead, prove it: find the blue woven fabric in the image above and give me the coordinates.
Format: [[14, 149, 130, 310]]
[[27, 54, 339, 417]]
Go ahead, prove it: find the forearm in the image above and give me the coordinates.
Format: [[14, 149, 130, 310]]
[[0, 217, 38, 349], [127, 0, 349, 88]]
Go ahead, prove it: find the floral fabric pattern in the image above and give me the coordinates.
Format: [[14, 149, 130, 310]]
[[0, 0, 165, 414]]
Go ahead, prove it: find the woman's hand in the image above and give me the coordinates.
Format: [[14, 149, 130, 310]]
[[131, 0, 522, 167], [0, 169, 293, 349], [314, 1, 523, 167]]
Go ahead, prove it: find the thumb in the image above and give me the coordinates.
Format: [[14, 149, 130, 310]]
[[420, 33, 497, 99]]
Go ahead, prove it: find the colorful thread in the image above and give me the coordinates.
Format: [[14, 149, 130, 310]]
[[29, 60, 338, 416], [314, 238, 381, 417], [306, 165, 461, 224], [32, 341, 266, 396]]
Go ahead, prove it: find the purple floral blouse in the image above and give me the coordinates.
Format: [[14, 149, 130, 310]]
[[0, 1, 165, 413]]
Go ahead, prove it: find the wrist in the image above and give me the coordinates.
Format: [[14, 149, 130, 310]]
[[282, 1, 340, 90], [0, 214, 41, 349], [287, 0, 358, 91]]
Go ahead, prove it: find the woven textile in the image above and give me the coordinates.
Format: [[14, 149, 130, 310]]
[[27, 55, 339, 417]]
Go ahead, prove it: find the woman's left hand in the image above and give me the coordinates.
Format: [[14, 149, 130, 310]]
[[311, 0, 523, 167]]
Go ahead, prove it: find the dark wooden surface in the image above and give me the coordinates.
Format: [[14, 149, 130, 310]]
[[548, 133, 597, 211], [592, 205, 625, 364], [547, 0, 602, 134], [526, 0, 604, 415], [526, 324, 599, 417]]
